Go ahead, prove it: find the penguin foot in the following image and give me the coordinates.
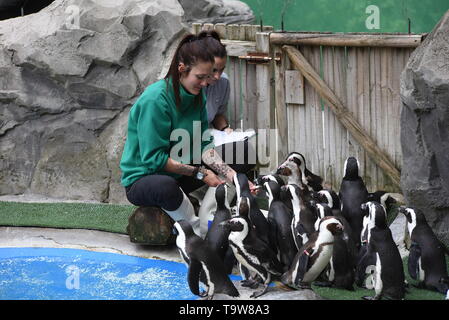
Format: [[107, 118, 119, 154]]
[[250, 285, 269, 299], [362, 296, 375, 300], [241, 279, 260, 289]]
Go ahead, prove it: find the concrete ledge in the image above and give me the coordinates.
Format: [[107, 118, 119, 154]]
[[0, 226, 181, 262]]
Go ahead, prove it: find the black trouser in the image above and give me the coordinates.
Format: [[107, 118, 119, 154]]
[[125, 139, 256, 210]]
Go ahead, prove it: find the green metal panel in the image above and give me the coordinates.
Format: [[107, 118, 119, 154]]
[[239, 0, 448, 33]]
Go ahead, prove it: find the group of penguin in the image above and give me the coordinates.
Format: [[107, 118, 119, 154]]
[[174, 152, 449, 300]]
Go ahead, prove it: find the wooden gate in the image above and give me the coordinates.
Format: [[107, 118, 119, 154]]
[[192, 23, 425, 193]]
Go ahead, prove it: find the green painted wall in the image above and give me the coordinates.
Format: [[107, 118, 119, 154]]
[[239, 0, 448, 33]]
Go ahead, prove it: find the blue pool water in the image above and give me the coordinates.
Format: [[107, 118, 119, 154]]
[[0, 247, 200, 300]]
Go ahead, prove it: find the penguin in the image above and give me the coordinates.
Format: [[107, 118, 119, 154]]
[[264, 180, 297, 272], [205, 184, 235, 274], [367, 191, 398, 224], [281, 216, 343, 289], [315, 189, 341, 214], [222, 197, 284, 298], [309, 201, 355, 290], [276, 152, 323, 192], [254, 173, 286, 188], [233, 173, 272, 248], [399, 206, 449, 294], [339, 156, 369, 249], [174, 220, 239, 299], [355, 201, 386, 288], [285, 184, 317, 250], [358, 202, 406, 300]]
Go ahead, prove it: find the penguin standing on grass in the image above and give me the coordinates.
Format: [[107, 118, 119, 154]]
[[174, 220, 239, 300], [358, 202, 406, 300], [399, 206, 449, 294], [281, 216, 344, 289]]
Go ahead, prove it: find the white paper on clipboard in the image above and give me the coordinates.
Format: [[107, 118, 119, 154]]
[[211, 129, 256, 147]]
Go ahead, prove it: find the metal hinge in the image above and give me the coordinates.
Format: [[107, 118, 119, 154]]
[[238, 52, 281, 64]]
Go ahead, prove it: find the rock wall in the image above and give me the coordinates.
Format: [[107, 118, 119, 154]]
[[400, 10, 449, 246], [0, 0, 253, 203]]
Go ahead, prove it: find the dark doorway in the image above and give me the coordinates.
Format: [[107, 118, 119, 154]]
[[0, 0, 55, 21]]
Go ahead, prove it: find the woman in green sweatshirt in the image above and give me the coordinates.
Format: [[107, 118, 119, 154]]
[[120, 33, 248, 236]]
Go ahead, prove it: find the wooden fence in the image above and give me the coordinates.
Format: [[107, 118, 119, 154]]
[[192, 23, 424, 193]]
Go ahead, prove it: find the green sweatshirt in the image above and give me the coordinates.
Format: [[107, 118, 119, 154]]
[[120, 79, 214, 187]]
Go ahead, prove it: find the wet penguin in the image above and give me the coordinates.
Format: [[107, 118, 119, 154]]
[[339, 156, 369, 249], [233, 173, 271, 248], [399, 206, 449, 294], [358, 202, 406, 300], [276, 152, 323, 192], [264, 180, 297, 272], [281, 216, 343, 289], [223, 197, 283, 298], [205, 184, 235, 274], [174, 220, 239, 299]]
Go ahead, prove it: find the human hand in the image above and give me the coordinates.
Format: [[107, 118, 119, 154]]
[[203, 169, 225, 187], [248, 180, 259, 195]]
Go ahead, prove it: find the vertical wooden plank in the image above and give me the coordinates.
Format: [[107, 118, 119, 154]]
[[255, 32, 273, 174], [322, 46, 333, 186], [202, 23, 214, 32], [333, 46, 349, 190], [245, 63, 257, 130], [370, 47, 381, 191], [192, 23, 202, 35], [226, 57, 237, 128], [274, 44, 288, 165], [214, 23, 227, 40], [227, 24, 240, 40]]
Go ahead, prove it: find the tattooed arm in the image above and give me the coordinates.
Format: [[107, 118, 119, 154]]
[[201, 148, 236, 184], [164, 157, 224, 187]]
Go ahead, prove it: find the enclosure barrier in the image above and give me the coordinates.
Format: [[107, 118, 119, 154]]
[[192, 23, 426, 192]]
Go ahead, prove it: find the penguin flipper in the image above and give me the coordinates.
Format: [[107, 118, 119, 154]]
[[187, 259, 203, 296], [296, 249, 311, 283], [408, 243, 421, 280]]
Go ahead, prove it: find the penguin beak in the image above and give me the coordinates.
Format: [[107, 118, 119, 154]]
[[398, 206, 407, 215], [219, 220, 231, 229]]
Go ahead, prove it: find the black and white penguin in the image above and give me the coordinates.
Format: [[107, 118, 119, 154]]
[[281, 216, 343, 289], [315, 189, 341, 214], [276, 152, 323, 192], [264, 180, 297, 272], [254, 173, 286, 188], [367, 191, 398, 224], [223, 197, 284, 298], [285, 184, 317, 250], [309, 201, 355, 290], [339, 156, 369, 249], [399, 206, 449, 294], [174, 220, 239, 299], [205, 184, 235, 274], [356, 201, 386, 288], [233, 173, 271, 248], [357, 202, 406, 300]]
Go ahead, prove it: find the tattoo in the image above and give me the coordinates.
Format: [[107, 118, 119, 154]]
[[176, 163, 196, 176], [202, 149, 235, 182]]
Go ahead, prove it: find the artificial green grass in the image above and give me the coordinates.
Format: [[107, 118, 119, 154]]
[[0, 201, 136, 234], [312, 257, 448, 300], [0, 200, 447, 300]]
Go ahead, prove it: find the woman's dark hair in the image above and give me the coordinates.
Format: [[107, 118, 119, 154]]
[[197, 30, 227, 58], [165, 34, 215, 110]]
